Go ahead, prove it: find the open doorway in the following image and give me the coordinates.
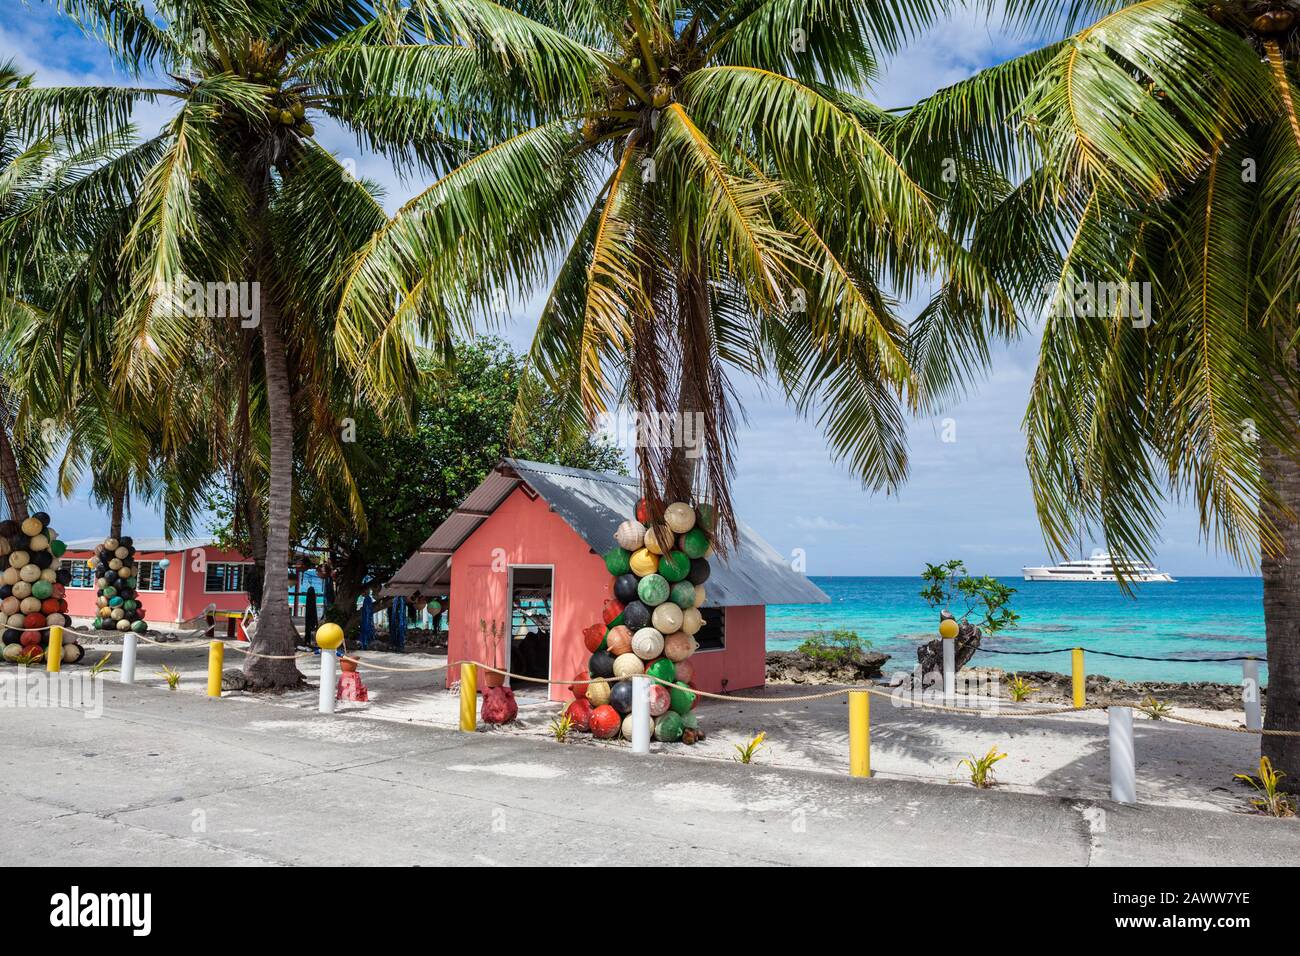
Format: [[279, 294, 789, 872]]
[[505, 566, 552, 697]]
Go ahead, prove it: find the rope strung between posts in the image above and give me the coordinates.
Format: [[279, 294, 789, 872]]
[[455, 661, 1113, 715], [337, 655, 447, 673], [450, 660, 1300, 735], [24, 628, 447, 669], [978, 646, 1266, 663], [1160, 712, 1300, 736]]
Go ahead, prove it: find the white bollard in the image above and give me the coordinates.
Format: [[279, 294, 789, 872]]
[[120, 633, 137, 684], [942, 638, 956, 702], [1109, 706, 1137, 804], [1242, 659, 1262, 731], [631, 675, 651, 754], [318, 651, 337, 714]]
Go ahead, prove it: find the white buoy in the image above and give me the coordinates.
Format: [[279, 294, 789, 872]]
[[1109, 706, 1136, 804], [1242, 658, 1262, 731], [942, 637, 956, 702], [631, 675, 651, 754], [319, 651, 337, 714], [120, 632, 137, 684]]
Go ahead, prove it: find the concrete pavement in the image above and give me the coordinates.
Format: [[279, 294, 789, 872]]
[[1, 674, 1297, 866]]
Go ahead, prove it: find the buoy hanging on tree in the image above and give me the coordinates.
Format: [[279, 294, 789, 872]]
[[605, 625, 633, 656], [590, 704, 621, 738], [0, 514, 75, 665], [629, 548, 659, 577], [612, 652, 644, 679], [92, 534, 146, 640], [631, 627, 664, 660], [614, 520, 647, 551], [651, 602, 683, 635], [664, 502, 696, 534], [643, 526, 673, 555], [586, 678, 612, 707], [657, 551, 691, 583], [621, 600, 651, 631], [570, 496, 721, 743]]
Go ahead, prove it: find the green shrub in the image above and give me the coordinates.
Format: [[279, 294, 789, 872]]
[[796, 629, 872, 665]]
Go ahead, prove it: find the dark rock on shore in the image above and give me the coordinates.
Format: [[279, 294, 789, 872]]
[[766, 650, 891, 685], [975, 667, 1260, 711]]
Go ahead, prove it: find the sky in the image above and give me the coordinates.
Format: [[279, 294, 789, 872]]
[[0, 2, 1259, 577]]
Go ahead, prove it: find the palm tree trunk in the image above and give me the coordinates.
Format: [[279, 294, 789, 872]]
[[667, 266, 707, 500], [1261, 345, 1300, 784], [242, 296, 301, 688], [0, 423, 26, 521], [109, 487, 125, 540], [237, 472, 267, 608], [1261, 434, 1300, 786]]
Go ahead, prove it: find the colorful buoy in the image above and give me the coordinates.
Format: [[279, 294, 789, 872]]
[[636, 573, 670, 607]]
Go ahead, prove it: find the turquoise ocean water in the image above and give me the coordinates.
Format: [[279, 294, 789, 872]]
[[768, 577, 1266, 684]]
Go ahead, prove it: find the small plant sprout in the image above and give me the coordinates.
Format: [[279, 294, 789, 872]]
[[1235, 757, 1296, 818], [549, 709, 575, 743], [1138, 696, 1173, 720], [958, 746, 1007, 788], [733, 731, 767, 764], [159, 664, 183, 690], [1007, 674, 1035, 702], [16, 647, 44, 666], [89, 654, 116, 676]]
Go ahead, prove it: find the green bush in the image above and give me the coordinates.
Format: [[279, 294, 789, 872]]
[[796, 629, 872, 665]]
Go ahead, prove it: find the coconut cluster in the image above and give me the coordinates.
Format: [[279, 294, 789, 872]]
[[1, 513, 81, 664], [90, 536, 148, 634], [567, 497, 714, 744]]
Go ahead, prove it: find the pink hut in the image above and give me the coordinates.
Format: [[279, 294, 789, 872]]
[[385, 459, 829, 702]]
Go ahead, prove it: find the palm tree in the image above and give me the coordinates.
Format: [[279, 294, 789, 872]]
[[908, 0, 1300, 774], [0, 59, 119, 521], [337, 0, 1014, 545], [0, 1, 520, 685]]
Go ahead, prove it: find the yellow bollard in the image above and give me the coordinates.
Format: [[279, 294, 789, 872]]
[[47, 626, 63, 673], [207, 640, 224, 698], [459, 663, 478, 732], [849, 690, 871, 777], [1072, 647, 1085, 708]]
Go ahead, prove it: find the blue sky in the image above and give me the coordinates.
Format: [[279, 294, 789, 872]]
[[0, 2, 1257, 577]]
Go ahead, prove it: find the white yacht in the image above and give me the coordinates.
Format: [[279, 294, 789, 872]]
[[1022, 550, 1175, 583]]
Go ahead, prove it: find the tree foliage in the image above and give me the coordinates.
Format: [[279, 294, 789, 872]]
[[920, 559, 1018, 633]]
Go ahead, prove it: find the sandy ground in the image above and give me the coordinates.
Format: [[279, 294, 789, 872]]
[[68, 638, 1273, 816]]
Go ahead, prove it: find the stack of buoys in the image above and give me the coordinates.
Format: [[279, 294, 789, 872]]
[[91, 536, 148, 636], [1, 513, 78, 665], [572, 496, 714, 744]]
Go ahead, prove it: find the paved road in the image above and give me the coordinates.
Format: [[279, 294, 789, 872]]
[[2, 676, 1296, 866]]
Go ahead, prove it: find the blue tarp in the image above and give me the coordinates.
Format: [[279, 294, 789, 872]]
[[359, 594, 374, 649]]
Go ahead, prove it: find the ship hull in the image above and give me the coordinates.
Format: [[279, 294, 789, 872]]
[[1021, 568, 1175, 583]]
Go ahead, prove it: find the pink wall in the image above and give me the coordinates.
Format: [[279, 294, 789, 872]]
[[63, 546, 252, 624], [446, 486, 767, 701], [689, 605, 768, 693]]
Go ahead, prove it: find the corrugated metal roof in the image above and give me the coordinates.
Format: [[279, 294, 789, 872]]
[[62, 537, 216, 554], [386, 458, 828, 607]]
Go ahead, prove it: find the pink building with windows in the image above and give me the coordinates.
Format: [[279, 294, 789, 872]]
[[61, 538, 252, 625], [385, 459, 829, 703]]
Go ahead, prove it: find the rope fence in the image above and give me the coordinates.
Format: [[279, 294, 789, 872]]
[[451, 660, 1296, 735], [6, 629, 1287, 734], [978, 645, 1265, 664], [9, 627, 1298, 805]]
